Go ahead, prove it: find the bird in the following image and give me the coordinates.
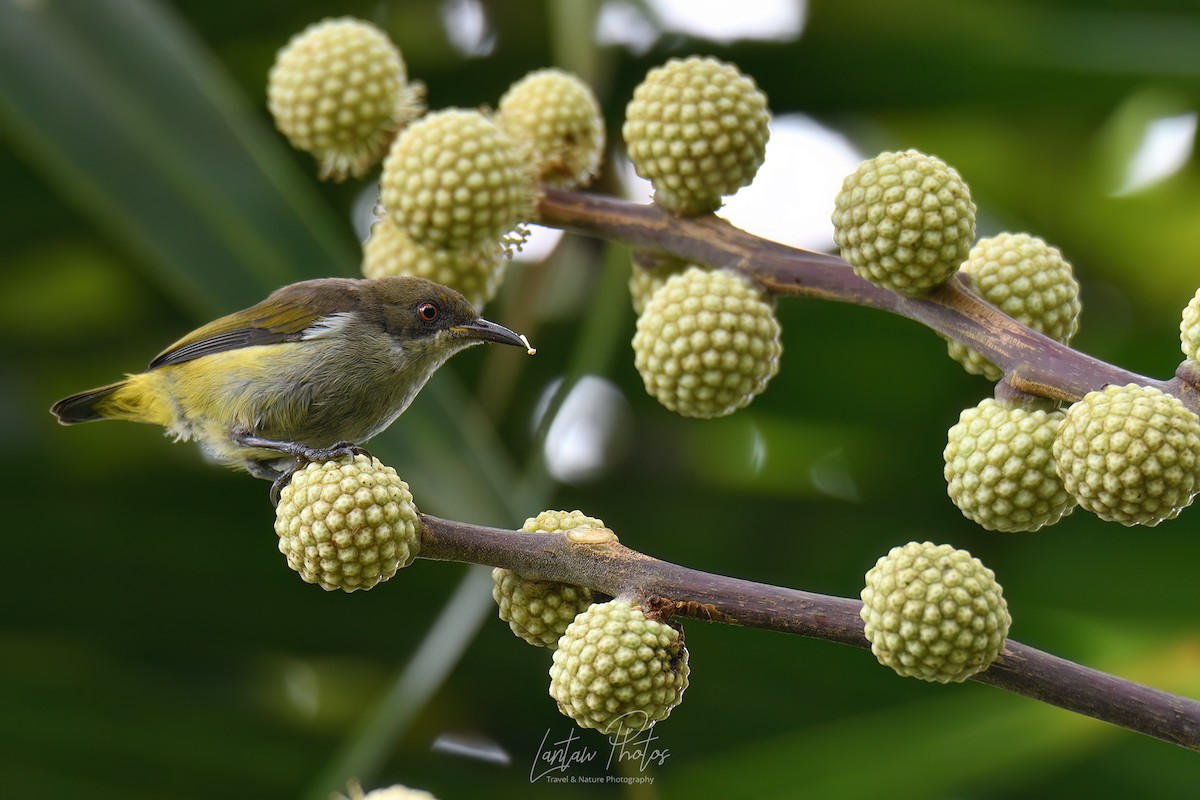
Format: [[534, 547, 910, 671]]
[[51, 275, 533, 501]]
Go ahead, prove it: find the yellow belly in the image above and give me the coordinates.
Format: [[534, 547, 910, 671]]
[[101, 346, 316, 465]]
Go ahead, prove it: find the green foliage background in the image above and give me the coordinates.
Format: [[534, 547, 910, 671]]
[[2, 0, 1198, 797]]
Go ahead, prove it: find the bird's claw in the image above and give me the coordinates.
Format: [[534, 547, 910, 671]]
[[235, 431, 372, 507], [298, 441, 370, 463], [267, 444, 374, 507]]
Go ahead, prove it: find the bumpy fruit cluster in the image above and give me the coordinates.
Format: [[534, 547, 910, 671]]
[[833, 150, 976, 295], [633, 267, 782, 418], [623, 56, 770, 216], [380, 108, 536, 252], [268, 17, 424, 181], [492, 510, 604, 647], [274, 455, 420, 591], [1053, 383, 1200, 526], [1182, 288, 1200, 364], [497, 68, 605, 188], [944, 398, 1075, 532], [860, 541, 1010, 683], [947, 233, 1081, 380], [363, 218, 505, 310], [549, 600, 690, 733]]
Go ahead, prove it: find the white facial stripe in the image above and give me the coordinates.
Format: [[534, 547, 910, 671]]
[[301, 312, 357, 340]]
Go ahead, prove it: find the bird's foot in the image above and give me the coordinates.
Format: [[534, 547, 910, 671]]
[[269, 460, 303, 508], [234, 431, 371, 507], [296, 441, 370, 463]]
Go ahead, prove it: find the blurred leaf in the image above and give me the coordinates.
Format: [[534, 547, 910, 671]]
[[0, 0, 353, 313], [681, 412, 876, 499], [0, 244, 148, 339], [302, 566, 497, 800], [1092, 87, 1194, 195], [666, 634, 1200, 799]]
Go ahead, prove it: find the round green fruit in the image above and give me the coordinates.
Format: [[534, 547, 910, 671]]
[[274, 455, 420, 592], [492, 510, 605, 648], [947, 233, 1081, 380], [497, 68, 605, 188], [860, 541, 1010, 683], [944, 398, 1075, 532], [1053, 383, 1200, 526], [623, 56, 770, 216], [632, 267, 781, 418], [549, 600, 689, 734], [832, 150, 975, 295], [380, 108, 536, 252], [268, 17, 424, 181]]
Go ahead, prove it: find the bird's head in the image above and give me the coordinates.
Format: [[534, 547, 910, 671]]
[[364, 275, 529, 358]]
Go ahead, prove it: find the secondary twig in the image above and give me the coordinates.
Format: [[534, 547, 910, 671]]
[[535, 187, 1199, 413], [418, 513, 1200, 752]]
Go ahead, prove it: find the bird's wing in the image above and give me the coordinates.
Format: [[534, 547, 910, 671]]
[[147, 281, 360, 369]]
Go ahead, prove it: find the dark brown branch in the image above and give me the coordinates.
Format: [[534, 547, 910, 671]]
[[536, 187, 1200, 413], [418, 513, 1200, 752]]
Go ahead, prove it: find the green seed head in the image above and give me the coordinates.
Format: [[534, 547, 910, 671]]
[[860, 541, 1010, 683], [633, 267, 782, 419], [832, 150, 976, 295], [947, 233, 1081, 380], [549, 600, 690, 734], [623, 56, 770, 216], [363, 217, 506, 310], [1053, 384, 1200, 526], [492, 510, 605, 648], [497, 68, 605, 188], [268, 17, 424, 181], [274, 455, 420, 592], [1181, 288, 1200, 363], [380, 108, 536, 252], [944, 398, 1076, 532]]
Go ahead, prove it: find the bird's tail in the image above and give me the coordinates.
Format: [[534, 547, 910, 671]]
[[51, 380, 133, 425]]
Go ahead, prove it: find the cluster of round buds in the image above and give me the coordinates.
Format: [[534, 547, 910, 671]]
[[1053, 383, 1200, 526], [497, 68, 606, 188], [380, 108, 537, 253], [1181, 288, 1200, 364], [492, 510, 605, 647], [362, 217, 506, 310], [632, 266, 782, 418], [268, 17, 424, 181], [947, 233, 1081, 380], [274, 455, 420, 592], [860, 541, 1010, 683], [832, 150, 976, 295], [623, 56, 770, 216], [944, 398, 1075, 532], [549, 600, 690, 734]]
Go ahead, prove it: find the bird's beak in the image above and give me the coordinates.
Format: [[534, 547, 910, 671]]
[[450, 317, 528, 348]]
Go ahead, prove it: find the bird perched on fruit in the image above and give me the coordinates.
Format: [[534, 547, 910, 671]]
[[51, 276, 532, 501]]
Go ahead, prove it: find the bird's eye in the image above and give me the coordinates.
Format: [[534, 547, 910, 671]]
[[417, 302, 439, 322]]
